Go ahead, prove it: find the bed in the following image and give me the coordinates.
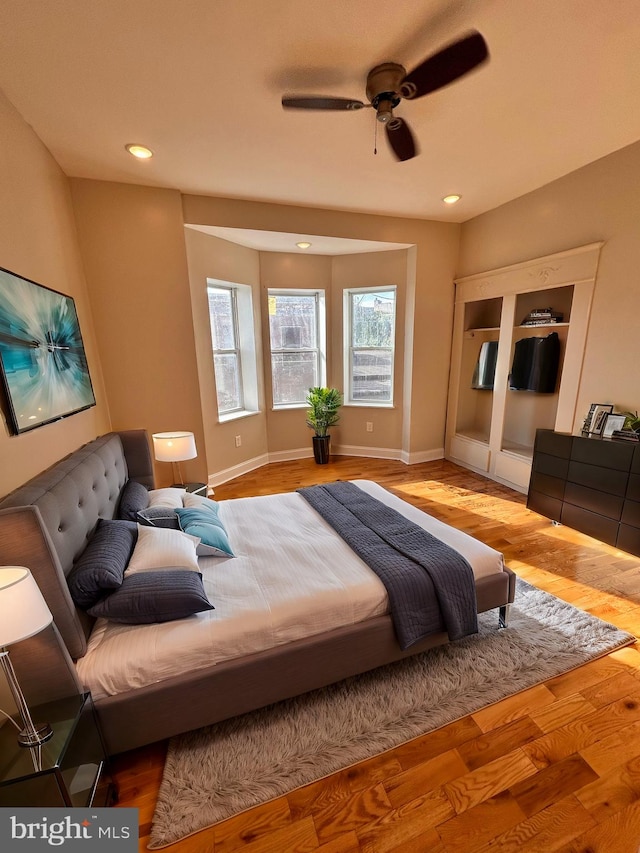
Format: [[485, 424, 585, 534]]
[[0, 431, 515, 755]]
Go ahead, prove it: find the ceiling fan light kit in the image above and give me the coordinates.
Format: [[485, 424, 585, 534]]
[[282, 31, 489, 162]]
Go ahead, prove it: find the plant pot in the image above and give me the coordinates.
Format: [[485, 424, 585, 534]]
[[312, 435, 330, 465]]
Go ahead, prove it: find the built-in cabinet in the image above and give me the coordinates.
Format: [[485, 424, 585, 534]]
[[446, 243, 603, 492]]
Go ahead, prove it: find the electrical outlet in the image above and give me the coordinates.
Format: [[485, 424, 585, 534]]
[[366, 422, 373, 433], [235, 435, 241, 447]]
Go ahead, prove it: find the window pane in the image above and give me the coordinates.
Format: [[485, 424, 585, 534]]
[[213, 353, 241, 411], [208, 288, 235, 350], [351, 349, 393, 401], [269, 294, 316, 349], [351, 291, 395, 348], [271, 352, 318, 405]]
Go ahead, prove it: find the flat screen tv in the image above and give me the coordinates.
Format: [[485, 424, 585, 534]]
[[471, 340, 499, 390], [0, 266, 96, 434]]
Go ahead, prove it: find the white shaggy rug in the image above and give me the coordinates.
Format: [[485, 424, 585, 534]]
[[148, 579, 635, 848]]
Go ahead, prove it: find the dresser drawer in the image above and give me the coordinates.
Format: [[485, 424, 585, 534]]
[[529, 471, 566, 501], [560, 502, 619, 546], [564, 482, 624, 521], [567, 461, 629, 496], [533, 452, 569, 479], [627, 473, 640, 503], [571, 436, 635, 470], [621, 499, 640, 530], [535, 430, 572, 459], [618, 524, 640, 556], [527, 490, 562, 521]]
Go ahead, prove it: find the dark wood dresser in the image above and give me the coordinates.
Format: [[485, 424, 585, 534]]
[[527, 429, 640, 557]]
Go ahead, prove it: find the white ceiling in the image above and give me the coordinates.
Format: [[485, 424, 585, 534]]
[[1, 0, 640, 229]]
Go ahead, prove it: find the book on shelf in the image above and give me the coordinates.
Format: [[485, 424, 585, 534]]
[[522, 309, 564, 325], [611, 429, 640, 442]]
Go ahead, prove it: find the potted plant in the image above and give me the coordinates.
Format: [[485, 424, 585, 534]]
[[306, 386, 342, 464]]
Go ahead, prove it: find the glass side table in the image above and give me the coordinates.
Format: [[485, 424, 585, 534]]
[[0, 693, 117, 808]]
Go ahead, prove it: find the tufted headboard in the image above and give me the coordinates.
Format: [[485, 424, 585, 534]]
[[0, 430, 154, 659]]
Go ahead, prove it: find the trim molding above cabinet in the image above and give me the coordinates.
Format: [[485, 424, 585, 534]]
[[446, 242, 604, 493]]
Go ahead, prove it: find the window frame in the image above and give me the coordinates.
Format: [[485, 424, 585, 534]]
[[268, 288, 327, 409], [344, 285, 397, 407], [207, 280, 259, 422]]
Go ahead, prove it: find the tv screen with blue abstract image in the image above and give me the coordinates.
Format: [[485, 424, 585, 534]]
[[0, 266, 95, 434]]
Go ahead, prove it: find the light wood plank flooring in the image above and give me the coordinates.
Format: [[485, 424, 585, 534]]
[[112, 456, 640, 852]]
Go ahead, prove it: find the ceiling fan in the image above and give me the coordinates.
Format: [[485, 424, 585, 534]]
[[281, 31, 489, 162]]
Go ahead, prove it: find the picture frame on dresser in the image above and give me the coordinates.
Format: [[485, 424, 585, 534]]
[[602, 413, 627, 438], [586, 403, 614, 435]]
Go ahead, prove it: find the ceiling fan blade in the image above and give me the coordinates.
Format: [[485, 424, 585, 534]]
[[282, 96, 366, 111], [400, 31, 488, 100], [385, 117, 417, 161]]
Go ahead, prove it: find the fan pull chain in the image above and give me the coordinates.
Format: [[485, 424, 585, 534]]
[[373, 118, 378, 155]]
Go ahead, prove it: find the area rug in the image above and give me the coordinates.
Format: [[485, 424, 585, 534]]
[[148, 579, 635, 848]]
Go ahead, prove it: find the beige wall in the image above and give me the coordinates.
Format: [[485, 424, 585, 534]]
[[184, 228, 268, 476], [0, 92, 109, 496], [458, 139, 640, 425], [331, 251, 409, 453], [183, 194, 460, 462], [258, 250, 333, 454], [69, 179, 207, 486]]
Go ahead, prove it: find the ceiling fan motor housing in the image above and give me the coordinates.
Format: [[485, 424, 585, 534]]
[[366, 62, 405, 122]]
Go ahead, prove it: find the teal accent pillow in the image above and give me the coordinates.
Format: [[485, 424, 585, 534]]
[[175, 507, 234, 557]]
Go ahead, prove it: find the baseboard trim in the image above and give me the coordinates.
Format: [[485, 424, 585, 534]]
[[208, 453, 270, 488], [209, 445, 445, 486], [401, 448, 445, 465], [332, 444, 402, 460]]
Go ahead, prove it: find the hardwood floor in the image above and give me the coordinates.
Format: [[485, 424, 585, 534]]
[[112, 456, 640, 852]]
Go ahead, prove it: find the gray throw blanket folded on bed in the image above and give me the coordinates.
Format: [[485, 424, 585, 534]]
[[298, 481, 478, 649]]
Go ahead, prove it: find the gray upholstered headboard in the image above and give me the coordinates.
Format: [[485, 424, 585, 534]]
[[0, 430, 154, 660]]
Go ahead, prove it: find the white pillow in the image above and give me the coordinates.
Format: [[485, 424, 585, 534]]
[[183, 493, 215, 510], [147, 488, 186, 509], [126, 526, 200, 575]]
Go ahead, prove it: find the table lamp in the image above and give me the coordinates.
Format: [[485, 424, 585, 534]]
[[0, 567, 54, 746], [152, 431, 197, 487]]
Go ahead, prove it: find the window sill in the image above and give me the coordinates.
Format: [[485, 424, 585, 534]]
[[218, 409, 260, 424], [272, 403, 307, 411], [344, 402, 395, 409]]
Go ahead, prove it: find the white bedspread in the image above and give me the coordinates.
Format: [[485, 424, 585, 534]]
[[75, 480, 504, 698]]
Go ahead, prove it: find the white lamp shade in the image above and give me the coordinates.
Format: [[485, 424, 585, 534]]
[[152, 431, 197, 462], [0, 567, 53, 647]]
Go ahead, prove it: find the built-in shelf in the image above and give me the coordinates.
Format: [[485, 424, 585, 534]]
[[465, 326, 501, 334], [501, 440, 534, 460], [446, 242, 603, 493], [516, 322, 570, 330], [456, 429, 490, 445]]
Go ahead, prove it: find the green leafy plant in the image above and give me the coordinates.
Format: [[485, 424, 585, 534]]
[[305, 387, 342, 437], [622, 410, 640, 432]]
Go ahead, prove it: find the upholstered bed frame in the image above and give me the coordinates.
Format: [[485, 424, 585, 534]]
[[0, 431, 516, 755]]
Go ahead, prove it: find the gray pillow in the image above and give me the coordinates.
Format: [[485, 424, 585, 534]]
[[137, 506, 180, 529], [117, 479, 150, 521], [87, 571, 214, 624], [68, 519, 138, 608]]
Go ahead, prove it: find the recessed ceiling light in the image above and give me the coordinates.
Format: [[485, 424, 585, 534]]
[[296, 241, 312, 249], [125, 143, 154, 160], [442, 194, 461, 205]]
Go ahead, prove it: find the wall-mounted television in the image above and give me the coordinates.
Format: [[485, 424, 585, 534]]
[[0, 266, 96, 434]]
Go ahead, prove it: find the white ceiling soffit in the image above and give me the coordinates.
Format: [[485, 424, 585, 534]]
[[186, 226, 413, 255], [1, 1, 640, 223]]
